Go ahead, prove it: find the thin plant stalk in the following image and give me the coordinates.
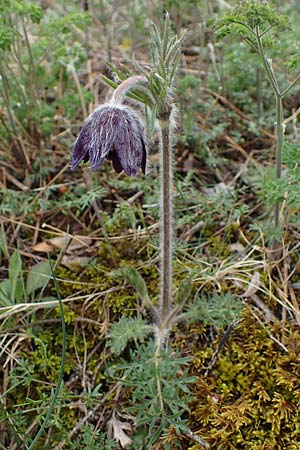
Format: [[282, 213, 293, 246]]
[[159, 114, 173, 320], [111, 76, 174, 323], [21, 17, 39, 109], [68, 63, 88, 118], [28, 258, 66, 450], [219, 8, 300, 232], [0, 64, 20, 140], [254, 24, 300, 230], [275, 95, 284, 229], [93, 17, 183, 349], [255, 26, 283, 229]]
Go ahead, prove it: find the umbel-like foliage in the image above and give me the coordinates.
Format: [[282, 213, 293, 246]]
[[215, 0, 289, 51], [215, 0, 300, 231], [189, 316, 300, 449], [0, 0, 43, 50]]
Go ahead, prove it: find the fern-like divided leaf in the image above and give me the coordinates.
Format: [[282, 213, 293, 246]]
[[108, 317, 152, 355], [184, 293, 243, 328], [117, 341, 196, 447]]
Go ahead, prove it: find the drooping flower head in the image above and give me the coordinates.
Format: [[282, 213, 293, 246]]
[[71, 104, 147, 176]]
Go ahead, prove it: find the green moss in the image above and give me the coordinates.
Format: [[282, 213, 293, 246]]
[[188, 316, 300, 449], [206, 235, 232, 259], [54, 236, 160, 319]]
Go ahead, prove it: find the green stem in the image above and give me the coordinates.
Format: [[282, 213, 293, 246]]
[[255, 27, 284, 229], [70, 64, 88, 118], [281, 70, 300, 97], [154, 330, 165, 413], [28, 259, 66, 450], [275, 95, 284, 229], [22, 17, 39, 108], [259, 24, 275, 38], [255, 29, 280, 96], [0, 63, 20, 140], [159, 112, 173, 321]]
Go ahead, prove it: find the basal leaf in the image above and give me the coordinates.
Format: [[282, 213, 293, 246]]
[[9, 250, 22, 303], [26, 261, 52, 296]]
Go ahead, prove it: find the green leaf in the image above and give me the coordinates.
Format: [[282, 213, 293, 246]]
[[26, 261, 52, 296], [108, 317, 151, 355], [9, 250, 22, 303], [175, 277, 193, 305], [184, 293, 243, 327], [113, 267, 149, 301], [0, 223, 9, 260], [287, 55, 300, 72], [0, 279, 12, 307], [15, 278, 26, 302]]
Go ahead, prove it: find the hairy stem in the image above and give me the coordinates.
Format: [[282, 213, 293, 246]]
[[159, 112, 173, 321], [111, 75, 148, 105], [154, 329, 165, 413]]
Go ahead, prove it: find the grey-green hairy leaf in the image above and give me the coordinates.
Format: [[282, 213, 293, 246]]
[[108, 317, 151, 355], [184, 293, 243, 327]]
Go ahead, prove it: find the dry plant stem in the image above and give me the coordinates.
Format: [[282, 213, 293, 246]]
[[70, 64, 88, 118], [159, 113, 173, 321], [53, 383, 121, 450]]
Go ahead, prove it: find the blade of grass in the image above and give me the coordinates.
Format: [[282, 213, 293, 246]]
[[27, 256, 66, 450]]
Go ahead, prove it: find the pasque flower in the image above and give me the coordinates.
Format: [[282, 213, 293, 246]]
[[71, 104, 147, 176]]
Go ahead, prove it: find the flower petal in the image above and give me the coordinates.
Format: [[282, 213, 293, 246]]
[[113, 108, 146, 176], [71, 104, 147, 175], [89, 106, 120, 170], [107, 150, 123, 173], [141, 139, 147, 174], [70, 125, 90, 170]]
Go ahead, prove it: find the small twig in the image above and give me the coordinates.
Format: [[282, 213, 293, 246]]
[[289, 286, 300, 326], [3, 170, 29, 191], [181, 220, 205, 241], [52, 383, 121, 450], [203, 87, 274, 139], [127, 189, 144, 204], [28, 163, 70, 207], [185, 430, 210, 448], [204, 320, 240, 376], [249, 309, 288, 353]]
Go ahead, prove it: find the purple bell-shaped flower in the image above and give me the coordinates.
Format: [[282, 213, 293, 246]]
[[71, 104, 147, 176]]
